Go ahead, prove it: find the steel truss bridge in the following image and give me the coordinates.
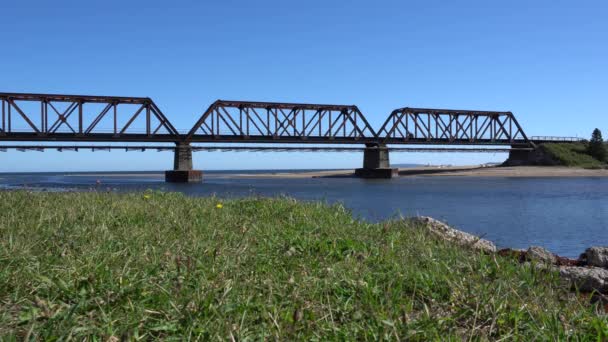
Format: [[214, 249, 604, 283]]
[[1, 92, 571, 146], [0, 92, 582, 180]]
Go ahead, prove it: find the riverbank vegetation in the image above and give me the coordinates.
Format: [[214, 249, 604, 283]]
[[540, 143, 607, 168], [1, 191, 607, 339], [538, 129, 607, 168]]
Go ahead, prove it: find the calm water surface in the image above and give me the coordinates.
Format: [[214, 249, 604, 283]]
[[1, 171, 607, 258]]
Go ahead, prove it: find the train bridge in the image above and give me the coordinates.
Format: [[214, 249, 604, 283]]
[[0, 92, 581, 181]]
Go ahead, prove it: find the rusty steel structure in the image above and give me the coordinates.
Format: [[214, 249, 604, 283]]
[[377, 107, 529, 145], [0, 92, 538, 146], [0, 92, 179, 141], [186, 100, 377, 143]]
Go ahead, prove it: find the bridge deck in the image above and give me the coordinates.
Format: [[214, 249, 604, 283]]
[[0, 132, 531, 146], [0, 145, 533, 153]]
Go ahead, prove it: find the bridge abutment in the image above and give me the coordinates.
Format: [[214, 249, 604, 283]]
[[503, 144, 557, 166], [504, 146, 533, 166], [165, 142, 203, 182], [355, 144, 398, 178]]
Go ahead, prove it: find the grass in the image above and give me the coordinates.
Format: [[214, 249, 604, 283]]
[[1, 191, 607, 340], [541, 143, 607, 169]]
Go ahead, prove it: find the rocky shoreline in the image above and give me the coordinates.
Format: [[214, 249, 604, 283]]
[[412, 216, 608, 303]]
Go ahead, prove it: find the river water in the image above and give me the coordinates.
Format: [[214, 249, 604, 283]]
[[1, 171, 607, 258]]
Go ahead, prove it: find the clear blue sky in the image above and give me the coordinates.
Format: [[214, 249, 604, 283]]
[[1, 0, 606, 171]]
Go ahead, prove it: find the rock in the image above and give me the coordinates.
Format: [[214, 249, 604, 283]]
[[497, 248, 526, 262], [580, 247, 608, 268], [558, 266, 608, 293], [411, 216, 496, 253], [526, 246, 557, 264], [554, 255, 581, 267]]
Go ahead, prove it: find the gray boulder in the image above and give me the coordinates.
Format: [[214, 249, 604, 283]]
[[526, 246, 557, 264], [558, 266, 608, 293], [411, 216, 496, 253], [580, 247, 608, 268]]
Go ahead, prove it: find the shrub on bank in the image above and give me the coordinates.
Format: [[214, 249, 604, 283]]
[[0, 191, 606, 339], [541, 143, 607, 168]]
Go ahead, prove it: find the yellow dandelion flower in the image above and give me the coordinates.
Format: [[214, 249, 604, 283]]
[[143, 194, 151, 200], [216, 203, 223, 209]]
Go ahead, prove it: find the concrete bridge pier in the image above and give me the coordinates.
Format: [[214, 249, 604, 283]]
[[355, 143, 399, 178], [165, 142, 203, 182]]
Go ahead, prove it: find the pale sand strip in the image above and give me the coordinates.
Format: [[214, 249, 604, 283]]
[[221, 170, 354, 179], [420, 166, 608, 177], [63, 166, 608, 179], [222, 166, 608, 178], [66, 173, 164, 178]]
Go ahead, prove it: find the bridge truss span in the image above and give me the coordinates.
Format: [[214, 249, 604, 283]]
[[0, 92, 179, 142], [186, 100, 378, 144], [377, 107, 530, 145]]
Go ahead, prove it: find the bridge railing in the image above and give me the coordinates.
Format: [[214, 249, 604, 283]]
[[530, 136, 586, 142]]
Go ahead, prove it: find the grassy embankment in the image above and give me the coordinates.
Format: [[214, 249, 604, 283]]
[[540, 143, 607, 169], [1, 191, 607, 339]]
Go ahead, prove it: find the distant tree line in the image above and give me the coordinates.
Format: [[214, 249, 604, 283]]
[[588, 128, 607, 162]]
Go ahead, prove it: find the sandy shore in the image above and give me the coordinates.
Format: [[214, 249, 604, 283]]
[[67, 173, 163, 178], [226, 169, 353, 179], [64, 166, 608, 179], [419, 166, 608, 177], [227, 166, 608, 178]]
